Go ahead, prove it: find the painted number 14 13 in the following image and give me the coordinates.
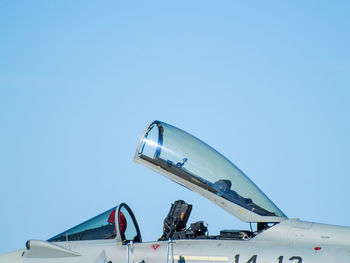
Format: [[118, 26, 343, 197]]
[[234, 255, 302, 263]]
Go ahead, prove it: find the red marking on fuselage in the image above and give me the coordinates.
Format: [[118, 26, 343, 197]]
[[152, 244, 160, 250]]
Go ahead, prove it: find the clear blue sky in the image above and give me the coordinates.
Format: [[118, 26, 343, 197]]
[[1, 0, 350, 254]]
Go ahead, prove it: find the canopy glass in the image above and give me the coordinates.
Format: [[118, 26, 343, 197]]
[[134, 121, 286, 223], [48, 203, 142, 243]]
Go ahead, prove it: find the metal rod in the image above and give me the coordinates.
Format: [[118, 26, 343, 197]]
[[170, 240, 174, 263], [130, 241, 134, 263], [127, 242, 130, 263], [166, 239, 173, 263], [166, 240, 170, 263]]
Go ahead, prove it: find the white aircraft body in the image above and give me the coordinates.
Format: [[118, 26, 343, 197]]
[[1, 120, 349, 263]]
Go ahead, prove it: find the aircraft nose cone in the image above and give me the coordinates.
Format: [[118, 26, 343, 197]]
[[0, 249, 24, 263]]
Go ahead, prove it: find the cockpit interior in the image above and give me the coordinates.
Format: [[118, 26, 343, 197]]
[[47, 199, 277, 246], [48, 120, 286, 245]]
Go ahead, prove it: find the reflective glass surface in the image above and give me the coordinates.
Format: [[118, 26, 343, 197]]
[[48, 207, 117, 242], [137, 121, 286, 218], [119, 206, 140, 242]]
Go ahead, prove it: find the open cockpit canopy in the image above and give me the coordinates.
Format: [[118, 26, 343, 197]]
[[48, 203, 141, 244], [134, 121, 286, 223]]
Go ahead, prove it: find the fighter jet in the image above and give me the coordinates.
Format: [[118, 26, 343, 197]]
[[1, 120, 349, 263]]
